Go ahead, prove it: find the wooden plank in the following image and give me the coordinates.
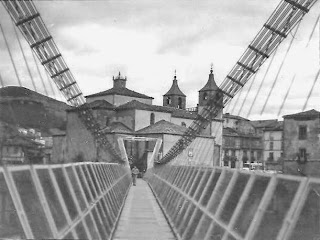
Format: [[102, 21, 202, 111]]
[[114, 179, 176, 240]]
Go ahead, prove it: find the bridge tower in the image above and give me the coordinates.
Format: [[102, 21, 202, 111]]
[[163, 72, 186, 109]]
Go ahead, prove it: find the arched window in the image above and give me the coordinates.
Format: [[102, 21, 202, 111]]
[[150, 113, 155, 125], [181, 122, 186, 127], [203, 92, 208, 100], [166, 97, 171, 105], [178, 97, 183, 109]]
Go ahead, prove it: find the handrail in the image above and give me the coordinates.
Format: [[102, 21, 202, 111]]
[[147, 166, 320, 240], [0, 162, 131, 239]]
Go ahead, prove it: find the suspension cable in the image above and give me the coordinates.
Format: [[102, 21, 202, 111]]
[[302, 68, 320, 111], [260, 21, 301, 115], [0, 23, 22, 86], [237, 74, 257, 116], [31, 50, 49, 96], [246, 48, 278, 118], [277, 74, 296, 116], [0, 70, 4, 87], [12, 21, 38, 91], [306, 13, 320, 47]]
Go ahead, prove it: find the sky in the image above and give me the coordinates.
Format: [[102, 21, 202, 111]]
[[0, 0, 320, 120]]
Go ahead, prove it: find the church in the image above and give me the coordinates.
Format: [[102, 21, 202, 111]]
[[56, 67, 223, 168]]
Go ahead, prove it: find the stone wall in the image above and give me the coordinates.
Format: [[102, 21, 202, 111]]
[[283, 118, 320, 160], [283, 160, 320, 178]]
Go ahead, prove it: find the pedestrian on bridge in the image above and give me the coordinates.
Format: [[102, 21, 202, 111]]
[[131, 166, 139, 186]]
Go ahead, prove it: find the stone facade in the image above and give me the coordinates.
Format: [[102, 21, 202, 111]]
[[282, 109, 320, 177], [222, 113, 263, 168]]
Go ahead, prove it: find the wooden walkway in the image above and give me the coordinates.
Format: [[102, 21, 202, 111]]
[[113, 179, 176, 240]]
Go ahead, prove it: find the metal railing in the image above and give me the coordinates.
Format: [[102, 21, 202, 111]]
[[147, 165, 320, 240], [0, 162, 131, 239]]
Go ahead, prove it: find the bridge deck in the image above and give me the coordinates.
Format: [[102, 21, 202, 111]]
[[113, 179, 176, 240]]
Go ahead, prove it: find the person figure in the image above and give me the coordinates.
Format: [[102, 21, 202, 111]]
[[131, 166, 139, 186]]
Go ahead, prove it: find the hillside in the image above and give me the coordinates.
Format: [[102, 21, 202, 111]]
[[0, 86, 70, 135]]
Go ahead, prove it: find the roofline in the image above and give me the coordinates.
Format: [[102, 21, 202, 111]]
[[85, 91, 154, 99]]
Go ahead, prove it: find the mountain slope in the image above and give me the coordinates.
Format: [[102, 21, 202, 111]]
[[0, 86, 70, 135]]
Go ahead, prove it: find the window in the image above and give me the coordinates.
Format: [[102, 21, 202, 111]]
[[203, 92, 208, 100], [299, 148, 307, 161], [299, 126, 307, 140], [166, 97, 171, 105], [150, 113, 155, 125], [181, 122, 186, 127], [231, 150, 236, 156], [269, 141, 274, 150], [13, 147, 19, 154], [178, 97, 183, 109], [250, 151, 255, 162], [269, 152, 274, 161]]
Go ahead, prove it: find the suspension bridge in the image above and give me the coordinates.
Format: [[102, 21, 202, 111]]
[[1, 0, 320, 239]]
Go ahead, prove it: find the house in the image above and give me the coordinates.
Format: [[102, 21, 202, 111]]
[[282, 109, 320, 177], [1, 136, 43, 164], [136, 120, 217, 166], [222, 113, 263, 168]]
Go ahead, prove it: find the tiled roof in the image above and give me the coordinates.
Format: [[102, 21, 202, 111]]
[[171, 109, 197, 119], [137, 120, 187, 135], [116, 100, 198, 119], [264, 121, 283, 131], [68, 100, 115, 112], [251, 119, 278, 128], [199, 69, 219, 92], [85, 100, 115, 109], [223, 127, 260, 138], [163, 77, 186, 97], [283, 109, 320, 119], [102, 122, 133, 134], [85, 87, 153, 99], [223, 113, 249, 121], [116, 100, 173, 113]]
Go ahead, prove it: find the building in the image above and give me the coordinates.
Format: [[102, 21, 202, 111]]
[[222, 113, 263, 168], [163, 73, 186, 109], [282, 109, 320, 177], [251, 119, 284, 162], [85, 72, 154, 106], [136, 120, 216, 166], [262, 121, 283, 162], [1, 136, 43, 164], [59, 68, 223, 165]]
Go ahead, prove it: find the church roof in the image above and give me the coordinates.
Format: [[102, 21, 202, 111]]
[[136, 120, 187, 135], [117, 100, 173, 113], [199, 68, 219, 92], [84, 100, 115, 109], [116, 100, 197, 119], [85, 87, 153, 99], [67, 99, 115, 112], [163, 75, 186, 97], [101, 122, 133, 134]]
